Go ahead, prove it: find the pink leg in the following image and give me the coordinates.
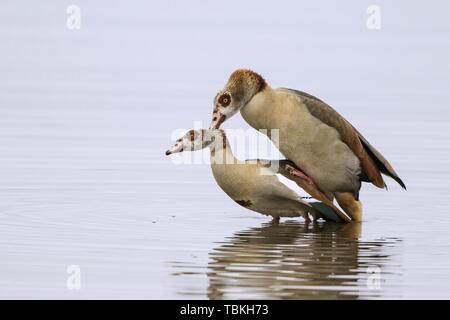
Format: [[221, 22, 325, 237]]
[[304, 215, 311, 224], [285, 164, 317, 188]]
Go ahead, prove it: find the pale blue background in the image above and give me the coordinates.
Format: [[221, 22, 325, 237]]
[[0, 1, 449, 298]]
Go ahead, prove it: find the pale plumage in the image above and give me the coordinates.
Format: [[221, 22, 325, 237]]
[[166, 129, 348, 222], [209, 69, 406, 222]]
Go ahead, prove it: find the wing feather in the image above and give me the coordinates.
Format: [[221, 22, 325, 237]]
[[285, 89, 406, 190]]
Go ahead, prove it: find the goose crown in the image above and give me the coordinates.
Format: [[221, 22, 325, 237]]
[[225, 69, 267, 102]]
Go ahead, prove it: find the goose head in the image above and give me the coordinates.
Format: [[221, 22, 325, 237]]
[[165, 129, 224, 155], [209, 69, 267, 129]]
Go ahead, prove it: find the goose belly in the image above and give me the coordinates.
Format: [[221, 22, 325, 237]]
[[210, 163, 309, 218], [278, 123, 361, 193], [248, 198, 310, 218], [210, 163, 255, 200]]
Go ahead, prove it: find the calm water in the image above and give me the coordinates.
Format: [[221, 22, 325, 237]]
[[1, 1, 450, 299]]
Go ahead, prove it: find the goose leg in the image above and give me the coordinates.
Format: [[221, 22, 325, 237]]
[[335, 192, 363, 222], [303, 213, 311, 224], [285, 164, 317, 188], [309, 210, 321, 222]]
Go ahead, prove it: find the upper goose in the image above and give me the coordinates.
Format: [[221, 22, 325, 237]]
[[166, 129, 350, 223], [209, 69, 406, 222]]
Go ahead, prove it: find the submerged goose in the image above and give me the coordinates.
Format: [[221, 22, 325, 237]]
[[166, 129, 351, 223], [209, 69, 406, 222]]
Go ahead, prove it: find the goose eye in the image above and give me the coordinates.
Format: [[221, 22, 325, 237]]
[[219, 93, 231, 107]]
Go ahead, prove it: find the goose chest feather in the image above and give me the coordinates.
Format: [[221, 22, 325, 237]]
[[209, 148, 289, 207], [210, 155, 256, 201]]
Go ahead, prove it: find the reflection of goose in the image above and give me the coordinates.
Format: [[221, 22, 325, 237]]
[[166, 129, 348, 222], [209, 69, 406, 221], [206, 222, 400, 299]]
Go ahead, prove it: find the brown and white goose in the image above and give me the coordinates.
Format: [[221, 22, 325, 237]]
[[166, 129, 351, 223], [209, 69, 406, 222]]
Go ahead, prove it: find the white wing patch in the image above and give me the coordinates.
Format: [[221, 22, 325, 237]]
[[276, 173, 310, 200]]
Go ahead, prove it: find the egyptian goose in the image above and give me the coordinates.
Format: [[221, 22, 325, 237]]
[[209, 69, 406, 222], [166, 129, 350, 223]]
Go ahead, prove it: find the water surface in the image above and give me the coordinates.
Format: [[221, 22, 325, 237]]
[[0, 1, 450, 299]]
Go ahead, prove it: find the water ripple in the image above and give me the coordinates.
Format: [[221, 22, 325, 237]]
[[172, 221, 402, 299]]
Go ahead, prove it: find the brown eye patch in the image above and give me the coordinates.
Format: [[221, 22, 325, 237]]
[[218, 93, 231, 107], [188, 130, 196, 141]]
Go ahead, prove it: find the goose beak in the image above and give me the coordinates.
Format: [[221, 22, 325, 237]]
[[209, 113, 227, 130], [165, 143, 184, 156]]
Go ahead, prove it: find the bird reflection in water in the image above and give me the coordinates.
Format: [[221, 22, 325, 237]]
[[206, 221, 401, 299]]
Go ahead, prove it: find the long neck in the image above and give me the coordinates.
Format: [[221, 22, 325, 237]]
[[209, 131, 236, 165], [240, 86, 275, 130]]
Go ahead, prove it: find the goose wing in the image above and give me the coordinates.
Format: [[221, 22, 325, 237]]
[[285, 88, 406, 190]]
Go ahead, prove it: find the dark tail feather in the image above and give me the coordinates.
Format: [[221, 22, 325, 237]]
[[358, 136, 407, 190], [393, 176, 407, 190]]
